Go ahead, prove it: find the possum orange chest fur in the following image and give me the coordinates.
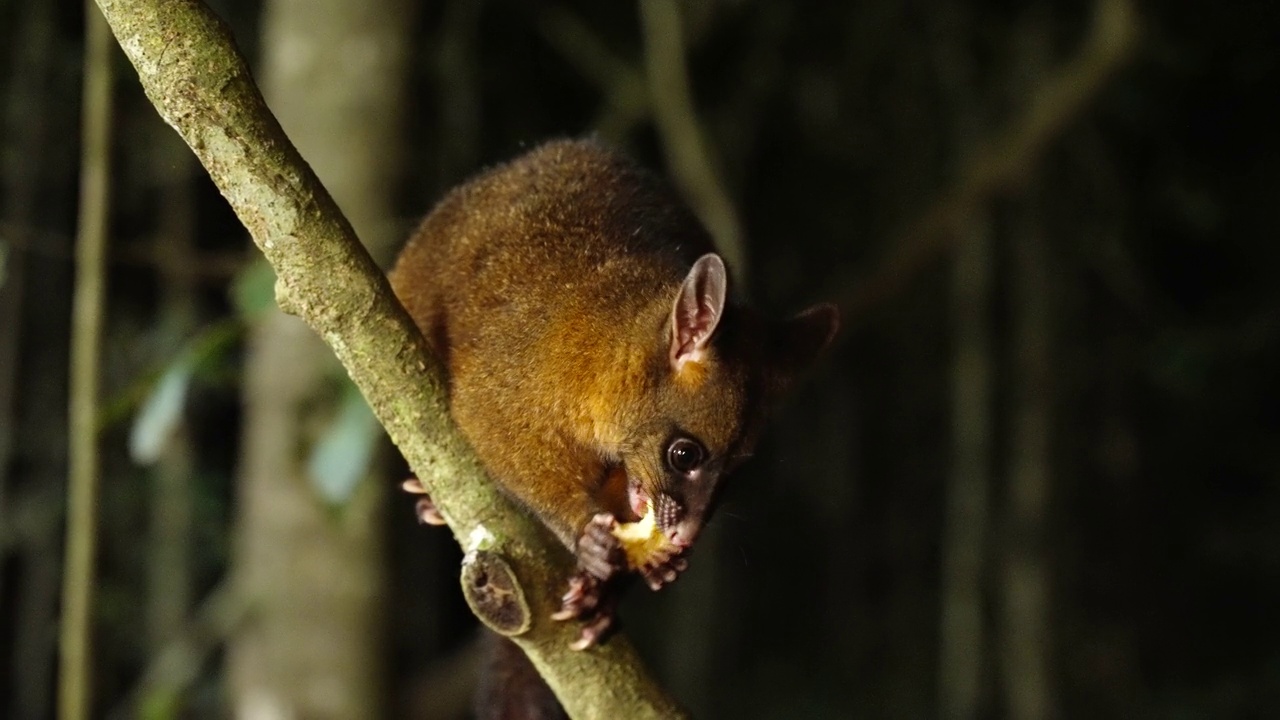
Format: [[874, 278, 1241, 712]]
[[390, 139, 838, 648]]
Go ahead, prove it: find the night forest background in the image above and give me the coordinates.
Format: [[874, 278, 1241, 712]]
[[2, 0, 1278, 718]]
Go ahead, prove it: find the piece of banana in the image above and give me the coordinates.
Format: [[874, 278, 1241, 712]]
[[610, 507, 669, 569]]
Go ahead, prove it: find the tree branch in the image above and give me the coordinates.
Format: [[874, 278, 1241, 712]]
[[60, 3, 115, 717], [835, 0, 1138, 331], [535, 5, 649, 143], [535, 2, 746, 285], [91, 1, 684, 717], [639, 0, 748, 280]]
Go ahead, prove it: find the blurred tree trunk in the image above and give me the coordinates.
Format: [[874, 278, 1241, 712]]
[[0, 2, 39, 558], [1003, 186, 1053, 720], [225, 0, 413, 716], [939, 213, 993, 720], [876, 16, 947, 717], [1001, 18, 1054, 720], [0, 0, 56, 577], [2, 8, 67, 717], [935, 4, 993, 718]]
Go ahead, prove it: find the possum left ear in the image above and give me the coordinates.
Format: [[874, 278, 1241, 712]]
[[670, 254, 727, 371]]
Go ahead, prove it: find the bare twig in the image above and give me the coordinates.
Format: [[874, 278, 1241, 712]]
[[639, 0, 748, 280], [94, 0, 684, 716], [1002, 188, 1055, 720], [536, 2, 748, 266], [836, 0, 1138, 331], [535, 6, 649, 143], [59, 3, 115, 718], [1001, 18, 1056, 719], [934, 4, 993, 717]]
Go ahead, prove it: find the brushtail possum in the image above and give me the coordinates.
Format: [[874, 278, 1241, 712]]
[[390, 139, 838, 649]]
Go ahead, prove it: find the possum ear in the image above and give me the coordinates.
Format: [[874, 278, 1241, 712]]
[[772, 303, 840, 383], [669, 254, 727, 371]]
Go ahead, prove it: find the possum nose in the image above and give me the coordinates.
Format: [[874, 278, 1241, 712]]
[[667, 522, 700, 549]]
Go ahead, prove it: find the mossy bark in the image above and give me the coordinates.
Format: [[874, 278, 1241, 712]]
[[92, 0, 685, 717]]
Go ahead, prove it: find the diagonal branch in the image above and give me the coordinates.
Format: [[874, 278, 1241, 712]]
[[836, 0, 1138, 332], [535, 5, 649, 143], [639, 0, 748, 280], [91, 1, 684, 717], [537, 2, 746, 282]]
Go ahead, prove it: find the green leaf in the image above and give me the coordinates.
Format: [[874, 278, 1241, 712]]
[[129, 355, 195, 465], [308, 382, 380, 505], [102, 319, 242, 433]]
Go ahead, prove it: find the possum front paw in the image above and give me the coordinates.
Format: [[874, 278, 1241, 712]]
[[636, 548, 689, 592], [551, 572, 621, 650], [576, 512, 627, 581], [550, 513, 627, 649], [610, 507, 689, 591]]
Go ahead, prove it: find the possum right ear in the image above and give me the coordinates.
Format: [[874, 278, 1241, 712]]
[[771, 302, 840, 384], [669, 254, 727, 372]]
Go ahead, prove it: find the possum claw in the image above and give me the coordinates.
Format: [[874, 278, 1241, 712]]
[[639, 546, 690, 591], [552, 574, 601, 620], [577, 513, 625, 581], [401, 477, 446, 526], [571, 611, 616, 651], [552, 514, 631, 648], [553, 573, 621, 650]]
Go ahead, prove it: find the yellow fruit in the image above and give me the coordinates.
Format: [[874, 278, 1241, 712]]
[[611, 507, 669, 569]]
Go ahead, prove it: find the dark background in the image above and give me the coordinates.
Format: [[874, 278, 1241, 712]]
[[1, 0, 1277, 718]]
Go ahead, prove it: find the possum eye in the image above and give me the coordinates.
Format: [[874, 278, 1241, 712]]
[[666, 438, 705, 475]]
